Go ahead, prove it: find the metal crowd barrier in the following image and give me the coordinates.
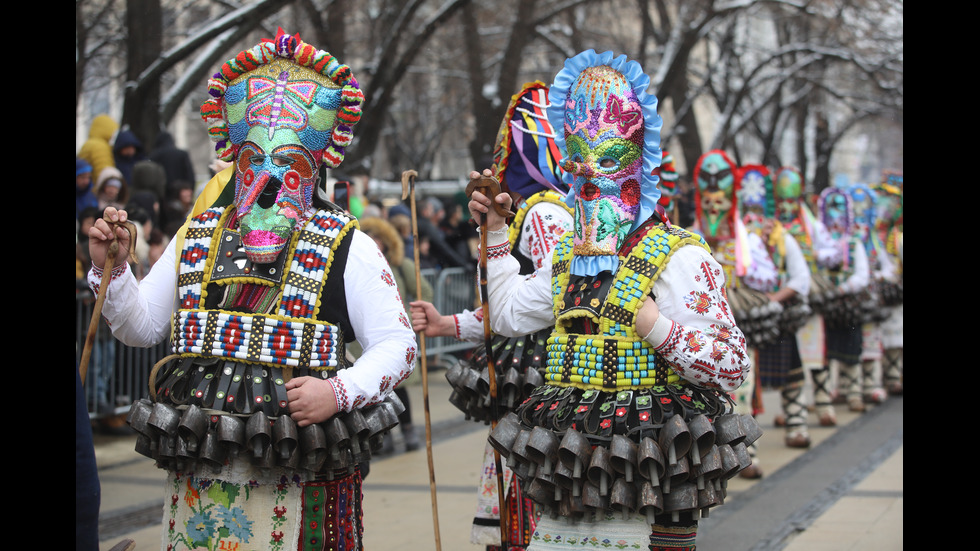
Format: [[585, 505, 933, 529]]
[[419, 267, 480, 360], [76, 267, 479, 419], [76, 291, 165, 420]]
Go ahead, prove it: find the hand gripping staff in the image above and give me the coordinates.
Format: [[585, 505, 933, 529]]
[[402, 169, 443, 551], [465, 172, 516, 547], [80, 214, 138, 384]]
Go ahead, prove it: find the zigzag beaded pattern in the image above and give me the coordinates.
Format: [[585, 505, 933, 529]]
[[172, 208, 354, 370], [177, 207, 224, 310], [278, 211, 352, 319], [545, 224, 709, 390]]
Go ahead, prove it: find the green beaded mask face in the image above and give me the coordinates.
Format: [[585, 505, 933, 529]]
[[775, 168, 804, 225], [200, 30, 364, 264]]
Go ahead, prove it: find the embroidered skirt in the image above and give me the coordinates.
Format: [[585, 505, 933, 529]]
[[161, 466, 363, 551]]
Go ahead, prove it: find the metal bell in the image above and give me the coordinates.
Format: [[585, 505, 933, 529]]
[[198, 431, 226, 472], [664, 455, 690, 495], [587, 446, 614, 496], [526, 426, 560, 476], [272, 415, 299, 466], [488, 412, 521, 457], [581, 480, 608, 515], [686, 414, 715, 466], [245, 411, 272, 462], [299, 423, 328, 473], [639, 480, 664, 526], [610, 477, 637, 520], [694, 445, 722, 490], [610, 434, 638, 482], [664, 481, 698, 521], [177, 405, 209, 453], [324, 416, 351, 468], [638, 437, 665, 488], [217, 414, 245, 458], [658, 415, 692, 467], [739, 414, 764, 447], [558, 428, 592, 497], [147, 402, 181, 437], [713, 413, 746, 446]]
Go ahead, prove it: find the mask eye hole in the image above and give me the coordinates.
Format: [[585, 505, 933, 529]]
[[599, 158, 618, 170], [271, 155, 294, 168], [249, 155, 266, 166]]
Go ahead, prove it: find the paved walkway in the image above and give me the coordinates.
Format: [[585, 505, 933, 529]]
[[92, 369, 902, 550]]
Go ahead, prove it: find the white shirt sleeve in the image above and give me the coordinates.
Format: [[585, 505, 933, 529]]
[[88, 237, 179, 348], [328, 230, 419, 412], [783, 233, 811, 297], [874, 241, 897, 282], [485, 228, 557, 338], [452, 308, 486, 343], [840, 239, 870, 294], [642, 246, 750, 392]]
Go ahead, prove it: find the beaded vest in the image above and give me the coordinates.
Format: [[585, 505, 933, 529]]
[[171, 205, 357, 371], [545, 223, 709, 390]]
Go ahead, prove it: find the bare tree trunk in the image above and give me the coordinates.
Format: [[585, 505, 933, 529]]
[[123, 0, 162, 148]]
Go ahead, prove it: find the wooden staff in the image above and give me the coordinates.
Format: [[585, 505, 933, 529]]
[[402, 170, 442, 551], [465, 173, 515, 548], [79, 216, 137, 384]]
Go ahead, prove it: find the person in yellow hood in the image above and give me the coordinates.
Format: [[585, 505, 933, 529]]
[[77, 114, 119, 182]]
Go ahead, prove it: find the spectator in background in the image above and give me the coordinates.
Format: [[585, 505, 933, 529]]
[[113, 129, 146, 188], [128, 189, 161, 235], [418, 196, 470, 269], [389, 211, 414, 260], [94, 166, 128, 211], [147, 227, 169, 268], [440, 198, 476, 266], [76, 159, 98, 220], [78, 114, 118, 183], [149, 131, 197, 194], [149, 131, 196, 195], [161, 180, 194, 237], [131, 159, 167, 204]]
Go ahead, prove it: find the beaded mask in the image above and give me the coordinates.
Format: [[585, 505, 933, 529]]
[[200, 30, 364, 263], [817, 186, 853, 239], [737, 164, 774, 232], [774, 167, 805, 225], [547, 50, 663, 276], [693, 150, 738, 240]]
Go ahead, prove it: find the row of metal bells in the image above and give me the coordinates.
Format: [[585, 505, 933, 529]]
[[488, 410, 762, 521], [127, 393, 404, 478], [728, 285, 784, 347], [446, 334, 545, 424]]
